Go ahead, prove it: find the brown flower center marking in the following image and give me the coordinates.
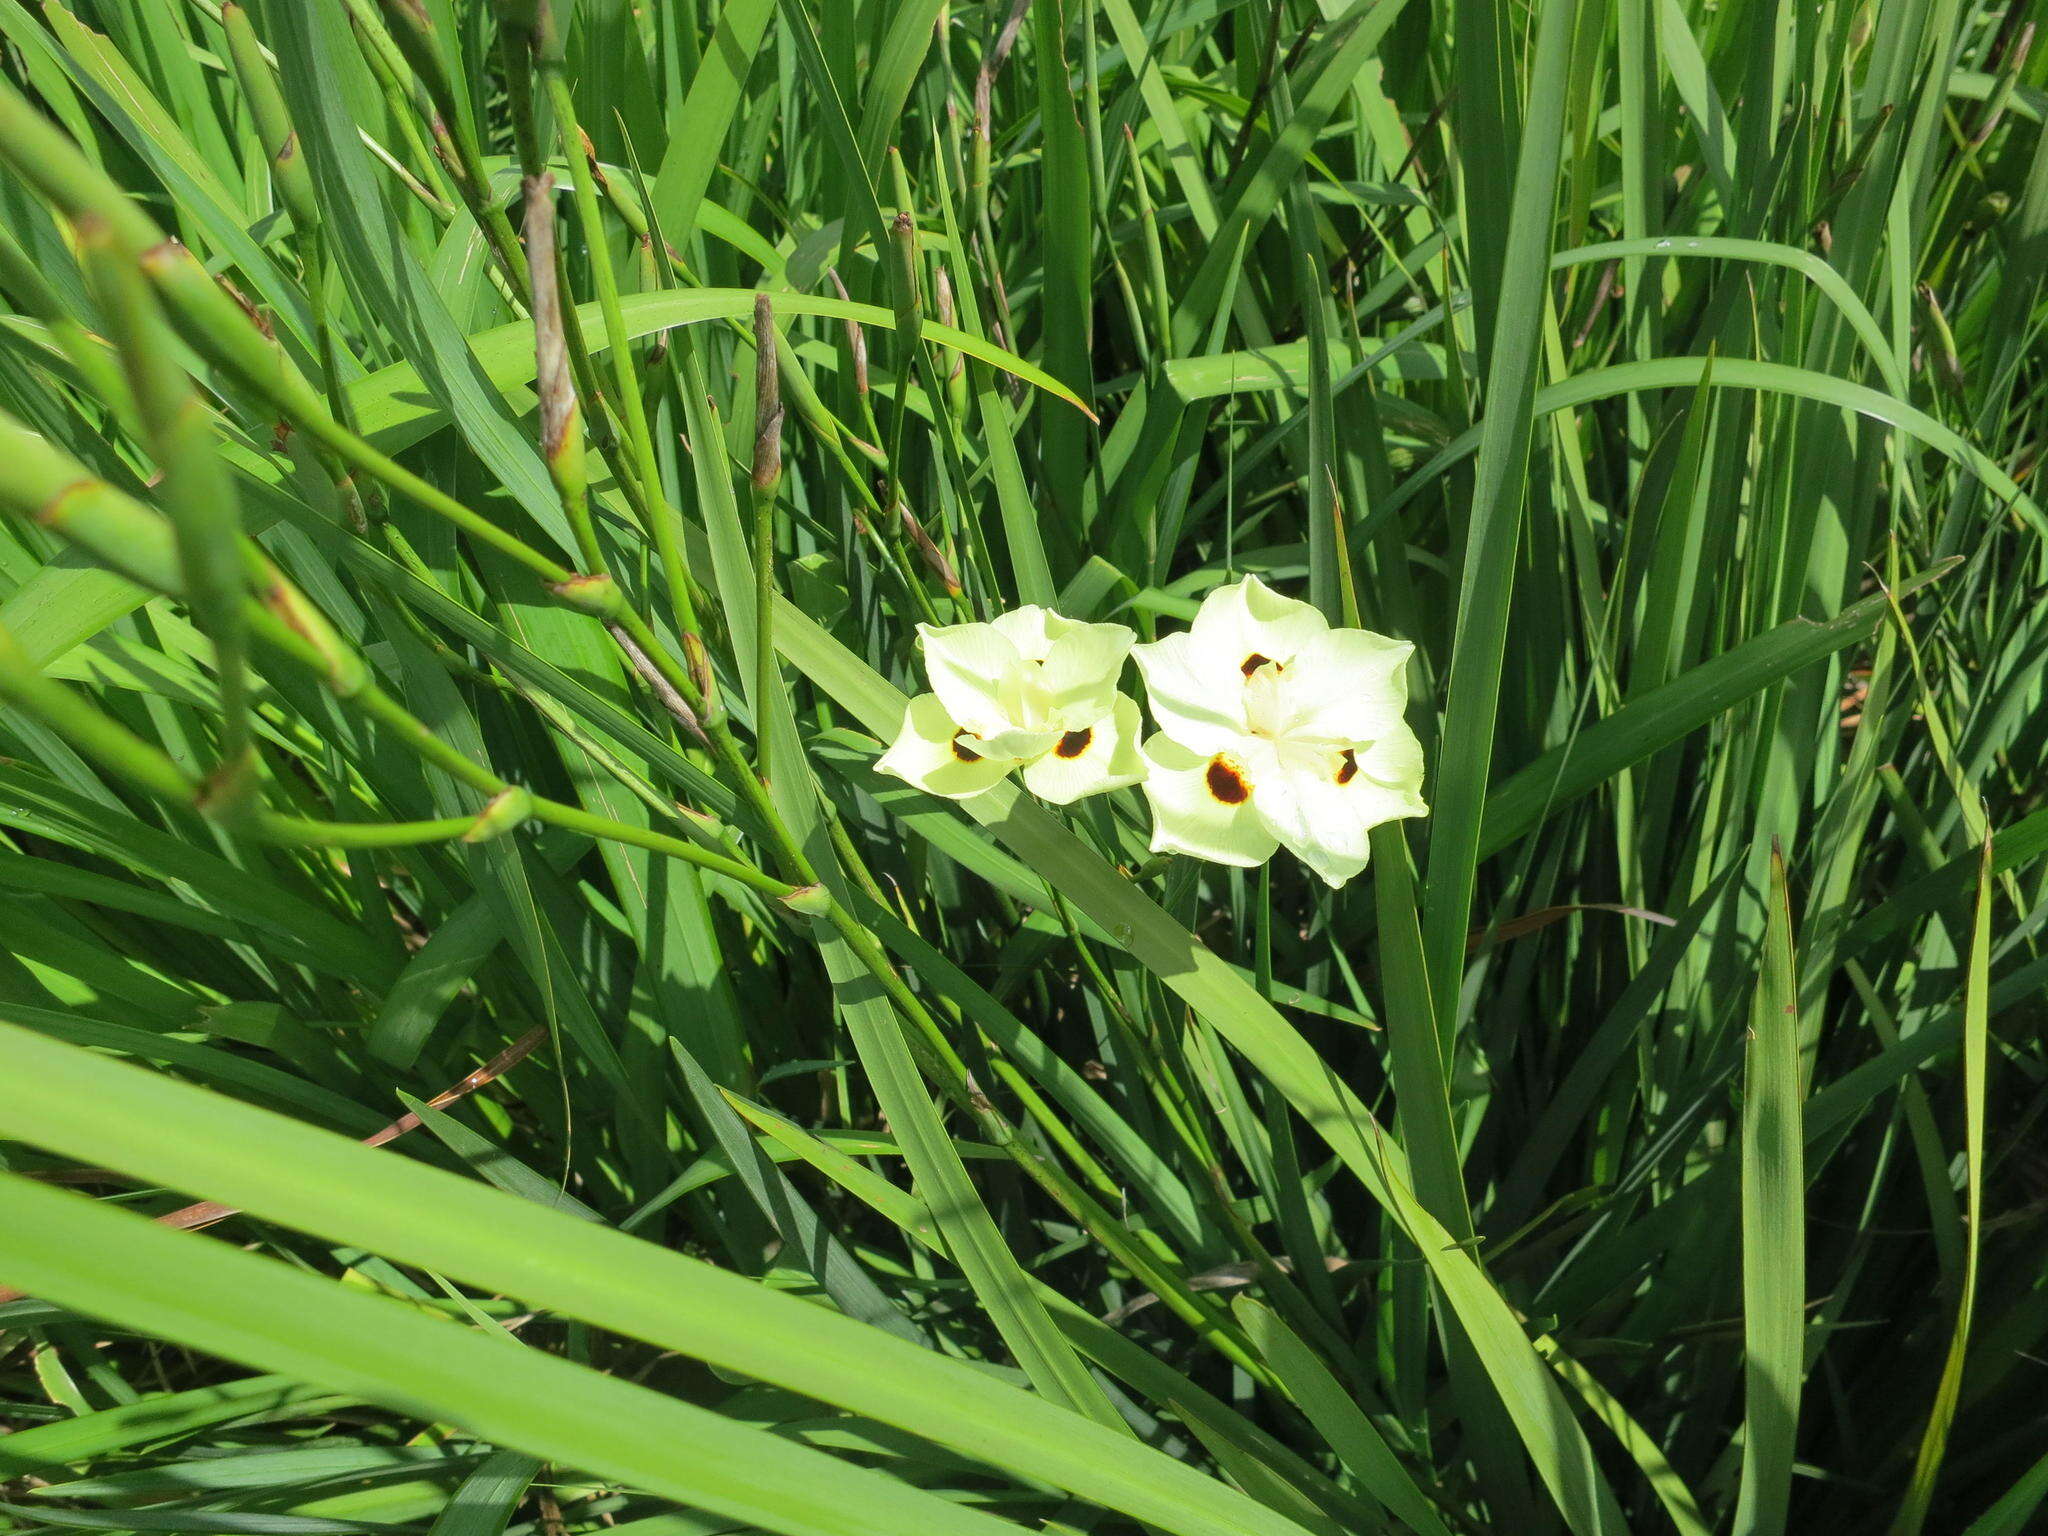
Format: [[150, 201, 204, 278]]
[[1335, 748, 1358, 786], [1205, 755, 1251, 804], [949, 731, 983, 762], [1240, 652, 1274, 677], [1055, 727, 1093, 759]]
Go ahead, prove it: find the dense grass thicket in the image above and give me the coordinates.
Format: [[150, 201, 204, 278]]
[[1, 0, 2046, 1532]]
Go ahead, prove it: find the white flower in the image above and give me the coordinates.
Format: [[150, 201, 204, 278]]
[[1130, 574, 1426, 887], [876, 606, 1145, 804]]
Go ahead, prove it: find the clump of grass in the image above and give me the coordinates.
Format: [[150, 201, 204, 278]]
[[0, 2, 2045, 1534]]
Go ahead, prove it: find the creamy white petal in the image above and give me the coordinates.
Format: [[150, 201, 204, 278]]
[[1021, 694, 1146, 804], [1252, 753, 1372, 888], [1352, 718, 1429, 816], [916, 621, 1030, 740], [1139, 733, 1280, 868], [1130, 629, 1251, 755], [1253, 738, 1425, 887], [988, 604, 1064, 662], [874, 693, 1019, 800], [1189, 572, 1329, 676], [971, 722, 1065, 761], [1039, 620, 1135, 728], [1269, 627, 1413, 744]]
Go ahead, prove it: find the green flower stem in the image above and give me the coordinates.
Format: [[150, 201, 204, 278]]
[[751, 295, 784, 787], [0, 221, 133, 427], [1048, 887, 1137, 1031], [76, 220, 256, 817], [479, 30, 653, 530], [980, 1050, 1127, 1210], [359, 113, 459, 222], [1045, 882, 1217, 1175], [818, 797, 892, 908], [335, 0, 460, 217], [529, 799, 796, 902], [701, 713, 820, 884], [254, 813, 485, 848], [220, 4, 317, 234], [512, 679, 750, 864], [219, 2, 397, 534], [526, 8, 698, 641], [882, 210, 924, 527], [367, 0, 529, 294]]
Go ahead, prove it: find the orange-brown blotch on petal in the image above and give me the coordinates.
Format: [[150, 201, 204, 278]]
[[1240, 652, 1273, 677], [950, 731, 983, 762], [1335, 748, 1359, 785], [1205, 754, 1251, 804], [1055, 727, 1093, 759]]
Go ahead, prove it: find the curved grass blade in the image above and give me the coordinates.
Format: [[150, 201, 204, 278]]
[[350, 289, 1091, 450], [1481, 562, 1957, 856], [0, 1023, 1322, 1536], [1890, 837, 1994, 1534], [1734, 846, 1804, 1536], [0, 1174, 1027, 1536]]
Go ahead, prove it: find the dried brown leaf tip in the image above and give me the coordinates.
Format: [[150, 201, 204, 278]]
[[752, 294, 783, 492]]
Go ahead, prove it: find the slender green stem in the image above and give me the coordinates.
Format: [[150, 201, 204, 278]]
[[77, 219, 256, 815], [751, 295, 784, 786], [527, 6, 697, 638], [882, 211, 925, 528], [369, 0, 529, 293], [256, 813, 482, 848]]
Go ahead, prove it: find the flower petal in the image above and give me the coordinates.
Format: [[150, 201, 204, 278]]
[[1353, 718, 1429, 816], [1253, 736, 1426, 888], [1022, 693, 1146, 804], [1130, 630, 1250, 755], [1138, 733, 1280, 868], [1270, 627, 1414, 745], [987, 604, 1066, 662], [1253, 769, 1370, 887], [916, 621, 1029, 740], [971, 724, 1065, 761], [1189, 573, 1328, 675], [1039, 620, 1135, 728], [874, 694, 1019, 800]]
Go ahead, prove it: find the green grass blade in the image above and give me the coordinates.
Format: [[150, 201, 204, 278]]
[[0, 1021, 1322, 1536], [1418, 0, 1581, 1027], [0, 1173, 1025, 1536], [1890, 836, 1994, 1534], [1733, 846, 1805, 1536]]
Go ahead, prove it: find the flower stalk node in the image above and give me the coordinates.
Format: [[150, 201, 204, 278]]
[[549, 572, 625, 619]]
